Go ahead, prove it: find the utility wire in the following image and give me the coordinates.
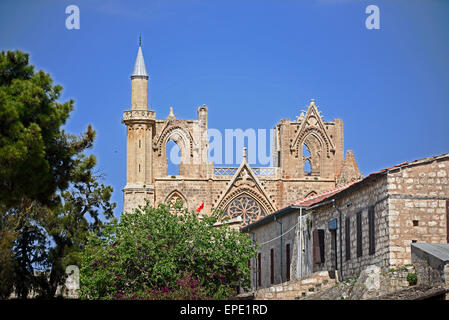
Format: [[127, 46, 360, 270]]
[[257, 219, 302, 246]]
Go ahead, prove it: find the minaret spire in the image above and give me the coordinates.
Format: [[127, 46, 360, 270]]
[[132, 36, 148, 78]]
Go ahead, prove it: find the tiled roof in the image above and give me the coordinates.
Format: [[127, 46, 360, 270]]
[[291, 180, 359, 208], [241, 153, 449, 232], [291, 153, 449, 209]]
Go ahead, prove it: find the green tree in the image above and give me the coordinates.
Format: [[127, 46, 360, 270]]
[[0, 50, 116, 299], [0, 154, 116, 299], [80, 203, 257, 300], [0, 50, 93, 208], [0, 207, 17, 299], [40, 154, 115, 298]]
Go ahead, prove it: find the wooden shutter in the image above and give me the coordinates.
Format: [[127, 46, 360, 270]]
[[345, 217, 351, 261], [318, 229, 325, 263], [313, 229, 325, 264], [369, 206, 375, 255], [357, 211, 363, 257]]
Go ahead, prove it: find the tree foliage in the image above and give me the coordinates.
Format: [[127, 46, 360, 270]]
[[0, 50, 94, 207], [0, 50, 116, 299], [80, 203, 257, 300]]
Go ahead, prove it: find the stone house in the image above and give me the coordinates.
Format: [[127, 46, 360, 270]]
[[242, 153, 449, 289], [121, 42, 362, 224]]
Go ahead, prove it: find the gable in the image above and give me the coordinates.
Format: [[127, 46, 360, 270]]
[[290, 100, 335, 157], [214, 155, 276, 225]]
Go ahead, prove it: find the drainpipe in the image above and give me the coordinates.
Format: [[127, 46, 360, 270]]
[[248, 231, 256, 290], [332, 199, 343, 281], [275, 216, 283, 283], [298, 207, 303, 278]]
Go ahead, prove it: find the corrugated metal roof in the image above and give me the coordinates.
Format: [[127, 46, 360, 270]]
[[132, 46, 148, 77]]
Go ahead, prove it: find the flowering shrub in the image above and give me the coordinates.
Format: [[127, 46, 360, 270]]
[[79, 202, 257, 300]]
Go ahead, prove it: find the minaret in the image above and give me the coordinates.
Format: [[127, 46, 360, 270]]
[[122, 38, 155, 213], [131, 36, 149, 109]]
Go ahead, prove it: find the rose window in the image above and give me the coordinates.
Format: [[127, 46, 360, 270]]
[[224, 195, 266, 226]]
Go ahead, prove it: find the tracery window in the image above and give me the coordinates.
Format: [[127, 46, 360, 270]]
[[303, 144, 312, 175], [224, 194, 266, 226], [302, 134, 321, 176], [166, 191, 185, 214]]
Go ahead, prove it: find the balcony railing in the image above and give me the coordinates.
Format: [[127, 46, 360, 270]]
[[123, 110, 155, 121], [213, 167, 276, 177]]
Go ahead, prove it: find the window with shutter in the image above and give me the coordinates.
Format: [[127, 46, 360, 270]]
[[270, 249, 274, 284], [369, 206, 375, 255], [345, 216, 351, 261], [357, 211, 362, 257]]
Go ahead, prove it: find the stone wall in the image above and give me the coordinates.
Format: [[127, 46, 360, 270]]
[[299, 264, 415, 300], [311, 176, 391, 280], [246, 271, 336, 300], [304, 155, 449, 280], [247, 210, 299, 290], [387, 157, 449, 266], [411, 243, 449, 288]]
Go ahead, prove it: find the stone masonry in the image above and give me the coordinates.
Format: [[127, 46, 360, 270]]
[[243, 153, 449, 290], [122, 43, 362, 227]]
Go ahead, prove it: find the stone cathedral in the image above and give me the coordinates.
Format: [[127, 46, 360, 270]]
[[122, 43, 362, 226]]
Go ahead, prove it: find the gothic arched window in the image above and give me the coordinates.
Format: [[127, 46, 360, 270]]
[[224, 194, 266, 226], [302, 134, 322, 176], [165, 191, 186, 214], [166, 140, 181, 176], [303, 144, 312, 176]]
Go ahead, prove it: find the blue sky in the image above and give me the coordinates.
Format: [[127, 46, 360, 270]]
[[1, 0, 448, 217]]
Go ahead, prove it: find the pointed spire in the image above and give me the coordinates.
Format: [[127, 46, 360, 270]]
[[167, 106, 176, 120], [131, 36, 148, 78], [242, 147, 247, 163]]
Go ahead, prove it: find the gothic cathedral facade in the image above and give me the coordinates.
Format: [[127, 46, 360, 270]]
[[122, 43, 362, 226]]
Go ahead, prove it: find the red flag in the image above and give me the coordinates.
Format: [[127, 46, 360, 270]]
[[196, 202, 204, 213]]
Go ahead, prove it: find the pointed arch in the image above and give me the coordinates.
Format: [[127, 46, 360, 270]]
[[305, 191, 317, 198], [165, 190, 187, 211], [290, 102, 335, 157], [155, 125, 194, 159], [301, 133, 322, 176], [214, 161, 277, 218]]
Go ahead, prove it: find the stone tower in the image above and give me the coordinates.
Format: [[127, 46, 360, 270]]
[[122, 40, 156, 212]]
